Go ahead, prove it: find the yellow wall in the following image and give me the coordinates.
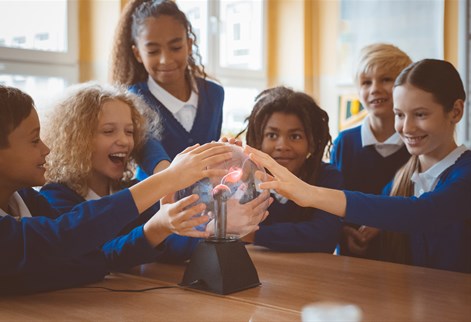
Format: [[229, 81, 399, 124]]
[[78, 0, 121, 82]]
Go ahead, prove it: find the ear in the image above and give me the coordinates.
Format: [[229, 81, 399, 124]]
[[449, 99, 464, 124], [132, 45, 143, 64]]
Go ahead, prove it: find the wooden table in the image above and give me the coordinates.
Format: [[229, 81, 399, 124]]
[[1, 245, 470, 321], [129, 245, 471, 321]]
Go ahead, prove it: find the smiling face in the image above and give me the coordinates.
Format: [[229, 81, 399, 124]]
[[393, 83, 461, 170], [132, 15, 192, 91], [88, 100, 135, 192], [358, 66, 396, 121], [0, 109, 50, 191], [261, 112, 309, 176]]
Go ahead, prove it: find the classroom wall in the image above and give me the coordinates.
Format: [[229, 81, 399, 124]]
[[78, 0, 121, 82]]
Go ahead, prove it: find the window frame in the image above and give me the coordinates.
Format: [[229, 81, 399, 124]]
[[0, 0, 79, 80], [458, 0, 470, 147]]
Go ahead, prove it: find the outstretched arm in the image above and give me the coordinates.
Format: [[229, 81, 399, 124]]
[[245, 145, 347, 217]]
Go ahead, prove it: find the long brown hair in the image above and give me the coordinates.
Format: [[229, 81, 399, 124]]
[[110, 0, 206, 88], [380, 59, 467, 263]]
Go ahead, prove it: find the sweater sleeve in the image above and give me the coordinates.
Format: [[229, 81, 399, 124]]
[[40, 183, 84, 214], [254, 164, 344, 253], [344, 164, 471, 233], [0, 189, 139, 275], [138, 137, 171, 176]]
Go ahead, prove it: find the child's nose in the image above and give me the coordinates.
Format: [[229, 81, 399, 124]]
[[275, 137, 290, 150]]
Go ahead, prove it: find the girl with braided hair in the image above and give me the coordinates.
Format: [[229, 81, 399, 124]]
[[237, 86, 343, 252], [110, 0, 224, 180]]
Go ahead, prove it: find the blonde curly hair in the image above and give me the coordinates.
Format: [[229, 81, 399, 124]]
[[43, 82, 160, 197]]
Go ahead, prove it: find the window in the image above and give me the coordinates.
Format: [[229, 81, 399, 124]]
[[0, 0, 78, 119], [178, 0, 267, 136], [458, 0, 471, 147]]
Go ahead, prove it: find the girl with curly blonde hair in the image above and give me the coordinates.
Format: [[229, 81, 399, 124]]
[[42, 82, 158, 199]]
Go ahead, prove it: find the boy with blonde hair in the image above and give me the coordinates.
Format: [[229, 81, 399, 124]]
[[331, 43, 412, 259]]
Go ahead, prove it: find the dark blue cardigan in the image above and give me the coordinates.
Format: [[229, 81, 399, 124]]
[[344, 150, 471, 273], [0, 188, 161, 294], [254, 163, 344, 252], [331, 125, 410, 194], [130, 78, 224, 177]]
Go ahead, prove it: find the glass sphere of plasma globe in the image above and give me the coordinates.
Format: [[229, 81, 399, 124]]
[[175, 144, 267, 240]]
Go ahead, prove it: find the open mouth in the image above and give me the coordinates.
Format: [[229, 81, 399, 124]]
[[109, 152, 127, 165]]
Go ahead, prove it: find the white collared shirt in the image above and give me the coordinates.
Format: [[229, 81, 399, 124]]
[[411, 145, 469, 197], [0, 192, 32, 219], [361, 116, 404, 157], [147, 76, 199, 132]]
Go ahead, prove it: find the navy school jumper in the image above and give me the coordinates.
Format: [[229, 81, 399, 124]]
[[129, 78, 224, 179], [0, 189, 164, 294]]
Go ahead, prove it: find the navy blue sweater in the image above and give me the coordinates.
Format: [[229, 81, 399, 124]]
[[331, 125, 410, 194], [130, 78, 224, 177], [254, 163, 343, 252], [1, 189, 161, 294], [344, 150, 471, 273], [40, 182, 200, 263]]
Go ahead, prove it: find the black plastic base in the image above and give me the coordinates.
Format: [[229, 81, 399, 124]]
[[180, 239, 260, 295]]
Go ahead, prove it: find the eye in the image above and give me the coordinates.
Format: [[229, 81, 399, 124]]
[[126, 129, 134, 136], [361, 80, 371, 86], [394, 111, 404, 119], [32, 138, 40, 144], [147, 49, 161, 55], [383, 77, 394, 83], [415, 112, 427, 118], [291, 133, 303, 140], [265, 132, 277, 140], [171, 46, 183, 52]]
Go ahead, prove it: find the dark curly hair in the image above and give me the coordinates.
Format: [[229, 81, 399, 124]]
[[110, 0, 206, 89], [238, 86, 332, 185]]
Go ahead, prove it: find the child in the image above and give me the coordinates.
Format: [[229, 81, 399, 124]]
[[238, 86, 343, 252], [110, 0, 224, 179], [247, 59, 470, 273], [331, 44, 412, 259], [0, 84, 234, 294], [40, 82, 269, 262]]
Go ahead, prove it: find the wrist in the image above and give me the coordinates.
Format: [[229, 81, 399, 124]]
[[143, 221, 170, 248]]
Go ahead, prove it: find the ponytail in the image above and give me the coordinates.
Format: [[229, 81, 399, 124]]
[[379, 155, 419, 264]]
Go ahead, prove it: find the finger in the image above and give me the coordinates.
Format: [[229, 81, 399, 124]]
[[191, 142, 230, 156], [179, 143, 201, 154], [200, 152, 233, 168], [259, 181, 282, 191], [255, 170, 274, 182], [219, 137, 229, 143], [250, 192, 271, 213], [204, 168, 229, 178], [260, 210, 269, 222], [174, 194, 200, 209], [179, 230, 210, 238], [198, 145, 233, 161]]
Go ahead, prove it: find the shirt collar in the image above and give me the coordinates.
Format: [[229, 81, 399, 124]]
[[411, 144, 469, 196], [147, 76, 198, 114], [360, 116, 404, 157], [0, 192, 32, 219], [361, 116, 403, 147]]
